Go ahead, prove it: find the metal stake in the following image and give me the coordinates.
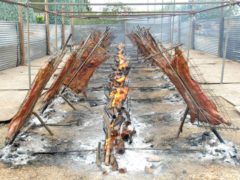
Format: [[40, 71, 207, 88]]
[[27, 0, 31, 89], [60, 95, 77, 110], [187, 1, 194, 62], [55, 0, 58, 51], [32, 112, 54, 136], [160, 0, 163, 42], [220, 4, 232, 83], [177, 107, 189, 138]]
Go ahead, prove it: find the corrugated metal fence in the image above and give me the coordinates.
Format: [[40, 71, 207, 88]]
[[0, 16, 240, 71], [0, 22, 20, 71]]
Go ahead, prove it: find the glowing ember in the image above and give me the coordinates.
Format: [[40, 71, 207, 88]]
[[104, 138, 111, 150], [110, 87, 129, 108]]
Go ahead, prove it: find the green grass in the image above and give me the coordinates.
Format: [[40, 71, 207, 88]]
[[74, 18, 124, 25], [73, 18, 124, 25]]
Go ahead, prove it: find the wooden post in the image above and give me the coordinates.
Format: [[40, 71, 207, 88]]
[[61, 5, 65, 48], [45, 0, 50, 55], [18, 0, 26, 65], [70, 6, 74, 43]]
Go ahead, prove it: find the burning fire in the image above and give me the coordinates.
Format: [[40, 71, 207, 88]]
[[110, 87, 129, 108], [108, 42, 130, 108], [116, 43, 129, 71]]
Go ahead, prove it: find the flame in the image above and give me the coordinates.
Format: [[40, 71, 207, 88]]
[[115, 75, 127, 84], [116, 43, 129, 71], [104, 138, 111, 150], [110, 87, 129, 108], [109, 43, 129, 108], [118, 42, 124, 50]]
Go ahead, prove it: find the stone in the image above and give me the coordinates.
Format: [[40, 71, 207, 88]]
[[145, 166, 153, 174], [234, 106, 240, 114], [119, 168, 127, 174], [147, 156, 161, 162], [144, 136, 154, 143]]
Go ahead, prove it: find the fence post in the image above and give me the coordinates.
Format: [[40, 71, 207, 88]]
[[191, 17, 195, 49], [220, 5, 232, 83], [45, 0, 50, 55], [70, 6, 74, 43], [178, 16, 181, 44], [168, 16, 172, 43], [18, 0, 26, 65], [218, 7, 224, 57], [61, 5, 65, 48]]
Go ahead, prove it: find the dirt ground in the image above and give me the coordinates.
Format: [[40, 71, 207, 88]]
[[0, 44, 240, 179]]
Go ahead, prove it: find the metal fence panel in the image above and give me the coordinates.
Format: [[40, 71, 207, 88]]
[[74, 24, 125, 45], [225, 16, 240, 62], [64, 25, 71, 44], [194, 18, 220, 56], [24, 24, 46, 60], [180, 16, 190, 48], [49, 24, 62, 52], [0, 22, 19, 71]]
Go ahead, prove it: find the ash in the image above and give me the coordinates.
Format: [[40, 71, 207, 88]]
[[187, 132, 240, 166]]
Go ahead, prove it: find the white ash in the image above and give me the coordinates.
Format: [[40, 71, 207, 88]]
[[186, 132, 240, 166], [162, 93, 184, 104], [0, 133, 49, 166]]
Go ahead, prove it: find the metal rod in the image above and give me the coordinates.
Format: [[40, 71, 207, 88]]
[[55, 10, 195, 14], [66, 13, 190, 18], [220, 4, 232, 83], [60, 95, 77, 111], [160, 0, 163, 42], [218, 1, 224, 57], [29, 1, 235, 5], [32, 112, 54, 136], [27, 0, 31, 89], [211, 128, 225, 143], [1, 0, 239, 18], [187, 0, 194, 62], [177, 107, 189, 138], [171, 0, 175, 45], [61, 28, 109, 93], [55, 0, 57, 51], [196, 1, 239, 14]]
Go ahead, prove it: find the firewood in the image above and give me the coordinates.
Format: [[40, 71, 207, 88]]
[[96, 142, 102, 168]]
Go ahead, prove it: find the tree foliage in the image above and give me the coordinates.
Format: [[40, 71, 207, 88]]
[[102, 3, 132, 15], [48, 0, 87, 25], [0, 0, 36, 23]]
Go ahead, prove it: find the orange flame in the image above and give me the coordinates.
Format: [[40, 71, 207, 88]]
[[104, 138, 111, 150], [110, 87, 129, 108]]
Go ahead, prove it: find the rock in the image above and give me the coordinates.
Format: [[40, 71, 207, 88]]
[[145, 166, 153, 174], [102, 169, 108, 175], [234, 106, 240, 114], [182, 170, 187, 174], [144, 136, 154, 143], [10, 146, 18, 152], [119, 168, 127, 174], [147, 156, 161, 162], [168, 86, 176, 91]]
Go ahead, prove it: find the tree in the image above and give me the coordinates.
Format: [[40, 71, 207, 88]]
[[0, 0, 36, 23], [102, 3, 132, 15], [48, 0, 87, 25]]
